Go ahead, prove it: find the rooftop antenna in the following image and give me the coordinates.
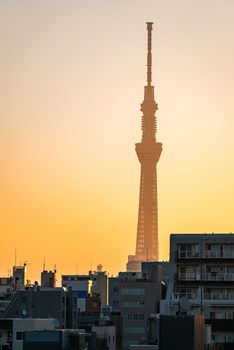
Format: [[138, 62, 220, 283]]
[[14, 249, 17, 266], [43, 257, 46, 271]]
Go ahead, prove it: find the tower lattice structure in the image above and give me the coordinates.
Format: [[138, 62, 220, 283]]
[[127, 22, 162, 272]]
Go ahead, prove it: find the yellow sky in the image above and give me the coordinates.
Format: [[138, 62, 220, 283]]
[[1, 0, 234, 283]]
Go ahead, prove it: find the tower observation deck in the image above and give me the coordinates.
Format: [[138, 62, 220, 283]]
[[127, 22, 162, 272]]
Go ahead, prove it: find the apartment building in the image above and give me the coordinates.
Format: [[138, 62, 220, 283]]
[[162, 234, 234, 344]]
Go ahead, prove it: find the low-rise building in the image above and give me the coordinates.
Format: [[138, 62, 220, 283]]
[[0, 318, 56, 350], [2, 287, 77, 329]]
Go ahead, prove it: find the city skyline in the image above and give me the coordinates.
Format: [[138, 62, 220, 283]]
[[1, 0, 234, 283]]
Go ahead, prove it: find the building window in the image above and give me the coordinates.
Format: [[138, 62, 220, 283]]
[[7, 331, 13, 339], [121, 288, 145, 296], [210, 311, 215, 319], [16, 332, 23, 340], [121, 301, 144, 308], [123, 327, 145, 334], [123, 314, 144, 320], [113, 301, 119, 308]]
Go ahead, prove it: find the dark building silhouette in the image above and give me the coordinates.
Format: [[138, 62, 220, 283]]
[[159, 315, 205, 350], [127, 22, 162, 272], [2, 288, 77, 329]]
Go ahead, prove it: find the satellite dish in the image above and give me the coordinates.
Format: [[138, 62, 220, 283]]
[[180, 297, 191, 312]]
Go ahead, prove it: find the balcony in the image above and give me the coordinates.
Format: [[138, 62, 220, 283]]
[[178, 251, 200, 259], [204, 273, 234, 281], [204, 250, 234, 258], [178, 250, 234, 259], [204, 293, 234, 301], [172, 292, 197, 301], [177, 272, 200, 281]]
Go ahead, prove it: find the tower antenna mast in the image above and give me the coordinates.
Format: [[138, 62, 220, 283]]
[[147, 22, 153, 86]]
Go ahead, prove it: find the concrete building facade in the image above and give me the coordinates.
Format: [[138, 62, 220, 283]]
[[162, 234, 234, 345], [62, 275, 92, 313], [2, 287, 77, 329], [0, 318, 56, 350]]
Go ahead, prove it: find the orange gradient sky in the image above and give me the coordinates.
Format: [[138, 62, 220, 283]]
[[1, 0, 234, 283]]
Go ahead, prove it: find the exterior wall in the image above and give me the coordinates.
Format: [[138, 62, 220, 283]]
[[92, 325, 116, 350], [119, 281, 161, 349], [108, 273, 142, 313], [86, 293, 101, 314], [0, 279, 13, 317], [109, 277, 120, 312], [62, 275, 92, 313], [159, 315, 204, 350], [13, 319, 56, 350], [41, 270, 56, 287], [92, 271, 108, 307], [109, 266, 161, 349], [23, 329, 97, 350], [163, 233, 234, 344], [13, 265, 27, 290], [2, 288, 77, 328], [0, 318, 56, 350], [110, 312, 123, 350]]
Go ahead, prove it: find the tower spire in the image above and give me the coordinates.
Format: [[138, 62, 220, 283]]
[[147, 22, 153, 86]]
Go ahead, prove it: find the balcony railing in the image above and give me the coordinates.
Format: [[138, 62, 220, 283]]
[[172, 292, 234, 302], [177, 272, 200, 281], [177, 272, 234, 281], [178, 251, 200, 259], [204, 250, 234, 258], [178, 250, 234, 259], [204, 293, 234, 300], [205, 272, 234, 281], [172, 292, 197, 301]]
